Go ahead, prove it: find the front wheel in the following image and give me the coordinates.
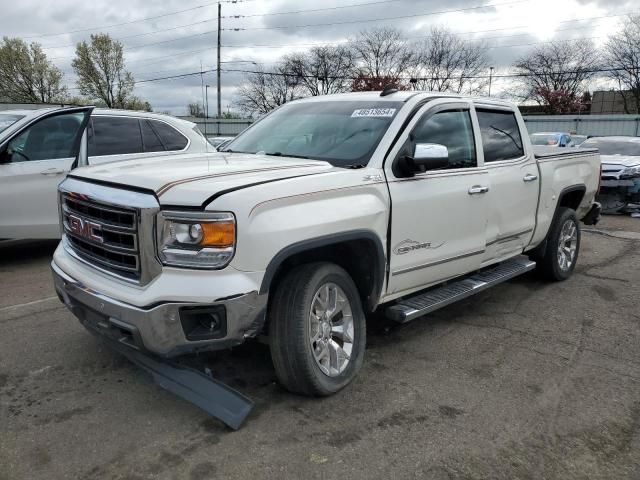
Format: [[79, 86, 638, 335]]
[[268, 262, 366, 396], [536, 207, 581, 281]]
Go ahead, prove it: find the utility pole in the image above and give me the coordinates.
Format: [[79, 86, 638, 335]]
[[217, 2, 222, 119], [488, 66, 494, 97]]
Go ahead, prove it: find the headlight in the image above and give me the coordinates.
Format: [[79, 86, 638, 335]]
[[157, 211, 235, 268]]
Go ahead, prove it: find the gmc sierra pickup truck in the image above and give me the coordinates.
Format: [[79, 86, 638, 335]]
[[51, 90, 601, 427]]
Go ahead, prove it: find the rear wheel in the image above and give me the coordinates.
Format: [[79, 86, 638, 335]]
[[268, 262, 366, 396], [535, 207, 581, 281]]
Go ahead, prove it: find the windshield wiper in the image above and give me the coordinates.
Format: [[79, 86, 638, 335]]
[[264, 152, 310, 159]]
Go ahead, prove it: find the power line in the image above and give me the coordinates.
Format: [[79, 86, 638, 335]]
[[221, 0, 417, 19], [218, 65, 629, 81], [221, 11, 631, 49], [41, 18, 219, 50], [221, 0, 532, 31], [22, 1, 219, 39]]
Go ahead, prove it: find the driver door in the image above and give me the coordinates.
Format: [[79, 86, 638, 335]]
[[0, 107, 92, 239], [384, 100, 489, 297]]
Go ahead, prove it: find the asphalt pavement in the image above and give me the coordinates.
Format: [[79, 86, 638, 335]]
[[1, 216, 639, 480]]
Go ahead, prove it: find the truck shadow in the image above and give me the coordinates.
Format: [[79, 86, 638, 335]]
[[0, 239, 59, 266]]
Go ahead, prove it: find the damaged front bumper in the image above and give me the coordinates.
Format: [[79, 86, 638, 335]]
[[52, 262, 267, 358], [52, 261, 265, 428]]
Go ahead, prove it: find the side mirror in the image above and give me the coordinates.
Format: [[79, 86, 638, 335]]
[[412, 143, 449, 171]]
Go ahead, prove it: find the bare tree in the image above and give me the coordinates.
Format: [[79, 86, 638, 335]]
[[234, 62, 302, 115], [604, 14, 640, 113], [72, 33, 136, 108], [512, 40, 600, 113], [352, 27, 413, 82], [0, 37, 66, 103], [187, 102, 205, 117], [408, 27, 489, 94], [284, 45, 356, 96]]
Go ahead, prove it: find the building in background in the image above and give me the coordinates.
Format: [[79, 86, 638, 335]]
[[591, 91, 639, 114]]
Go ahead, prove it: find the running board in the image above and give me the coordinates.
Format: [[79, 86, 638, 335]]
[[386, 255, 536, 323]]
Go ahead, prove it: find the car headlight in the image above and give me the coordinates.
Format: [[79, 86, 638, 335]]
[[157, 211, 235, 268]]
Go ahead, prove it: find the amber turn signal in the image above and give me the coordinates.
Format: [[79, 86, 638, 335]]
[[200, 221, 235, 247]]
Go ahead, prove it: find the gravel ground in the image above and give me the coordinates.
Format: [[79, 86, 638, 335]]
[[1, 216, 639, 480]]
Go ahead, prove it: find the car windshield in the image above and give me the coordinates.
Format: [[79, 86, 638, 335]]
[[582, 138, 640, 156], [0, 114, 25, 133], [530, 134, 560, 146], [222, 101, 403, 167]]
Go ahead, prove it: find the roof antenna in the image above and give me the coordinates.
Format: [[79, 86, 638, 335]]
[[380, 84, 398, 97]]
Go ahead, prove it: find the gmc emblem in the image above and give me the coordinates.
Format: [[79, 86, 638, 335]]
[[67, 214, 104, 244]]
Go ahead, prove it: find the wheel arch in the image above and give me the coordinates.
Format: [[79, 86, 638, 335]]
[[260, 230, 386, 312], [557, 184, 586, 213]]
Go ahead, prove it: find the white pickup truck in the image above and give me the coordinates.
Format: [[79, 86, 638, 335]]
[[51, 91, 601, 424]]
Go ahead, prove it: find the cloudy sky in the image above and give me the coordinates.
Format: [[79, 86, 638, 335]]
[[3, 0, 635, 114]]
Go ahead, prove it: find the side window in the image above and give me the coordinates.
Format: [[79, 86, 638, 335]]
[[1, 112, 84, 163], [411, 109, 477, 169], [89, 116, 143, 157], [141, 120, 166, 152], [476, 110, 524, 162], [149, 120, 188, 151]]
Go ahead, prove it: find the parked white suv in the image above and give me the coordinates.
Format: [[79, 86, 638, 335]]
[[0, 107, 212, 239]]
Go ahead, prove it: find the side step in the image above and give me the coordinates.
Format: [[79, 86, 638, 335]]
[[386, 255, 536, 323]]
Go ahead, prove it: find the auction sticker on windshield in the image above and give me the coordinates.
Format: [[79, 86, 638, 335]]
[[351, 108, 396, 118]]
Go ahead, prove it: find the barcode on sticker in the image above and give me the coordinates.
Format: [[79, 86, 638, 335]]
[[351, 108, 396, 118]]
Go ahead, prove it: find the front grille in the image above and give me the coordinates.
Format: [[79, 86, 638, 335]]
[[62, 193, 140, 281]]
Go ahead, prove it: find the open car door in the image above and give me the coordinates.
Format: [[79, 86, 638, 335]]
[[0, 107, 93, 239]]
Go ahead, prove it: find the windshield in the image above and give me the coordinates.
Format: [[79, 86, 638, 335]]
[[530, 134, 560, 146], [223, 101, 403, 167], [582, 138, 640, 156], [0, 114, 25, 133]]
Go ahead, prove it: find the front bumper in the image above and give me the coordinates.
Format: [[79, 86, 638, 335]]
[[52, 262, 267, 357]]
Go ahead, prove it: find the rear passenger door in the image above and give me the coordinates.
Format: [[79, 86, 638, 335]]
[[475, 107, 539, 264]]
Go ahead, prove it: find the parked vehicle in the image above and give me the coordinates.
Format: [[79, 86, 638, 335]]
[[208, 136, 234, 148], [50, 91, 601, 428], [571, 134, 588, 147], [583, 136, 640, 213], [0, 107, 213, 239], [530, 132, 575, 147]]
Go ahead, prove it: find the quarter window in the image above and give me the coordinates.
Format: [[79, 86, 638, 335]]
[[149, 120, 188, 151], [476, 110, 524, 162], [89, 116, 143, 156], [411, 109, 477, 169]]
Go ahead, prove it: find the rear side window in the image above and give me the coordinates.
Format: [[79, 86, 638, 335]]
[[89, 116, 143, 156], [141, 120, 165, 152], [149, 120, 188, 151], [476, 110, 524, 162], [411, 109, 477, 169]]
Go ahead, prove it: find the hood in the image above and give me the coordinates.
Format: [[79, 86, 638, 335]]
[[600, 155, 640, 168], [70, 152, 335, 207]]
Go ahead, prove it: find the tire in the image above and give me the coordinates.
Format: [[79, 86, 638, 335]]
[[268, 262, 366, 396], [536, 207, 581, 281]]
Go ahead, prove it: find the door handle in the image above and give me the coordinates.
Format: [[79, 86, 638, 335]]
[[468, 185, 490, 195], [523, 173, 538, 182], [40, 168, 65, 176]]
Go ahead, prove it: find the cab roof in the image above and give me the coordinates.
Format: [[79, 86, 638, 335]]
[[292, 90, 516, 109]]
